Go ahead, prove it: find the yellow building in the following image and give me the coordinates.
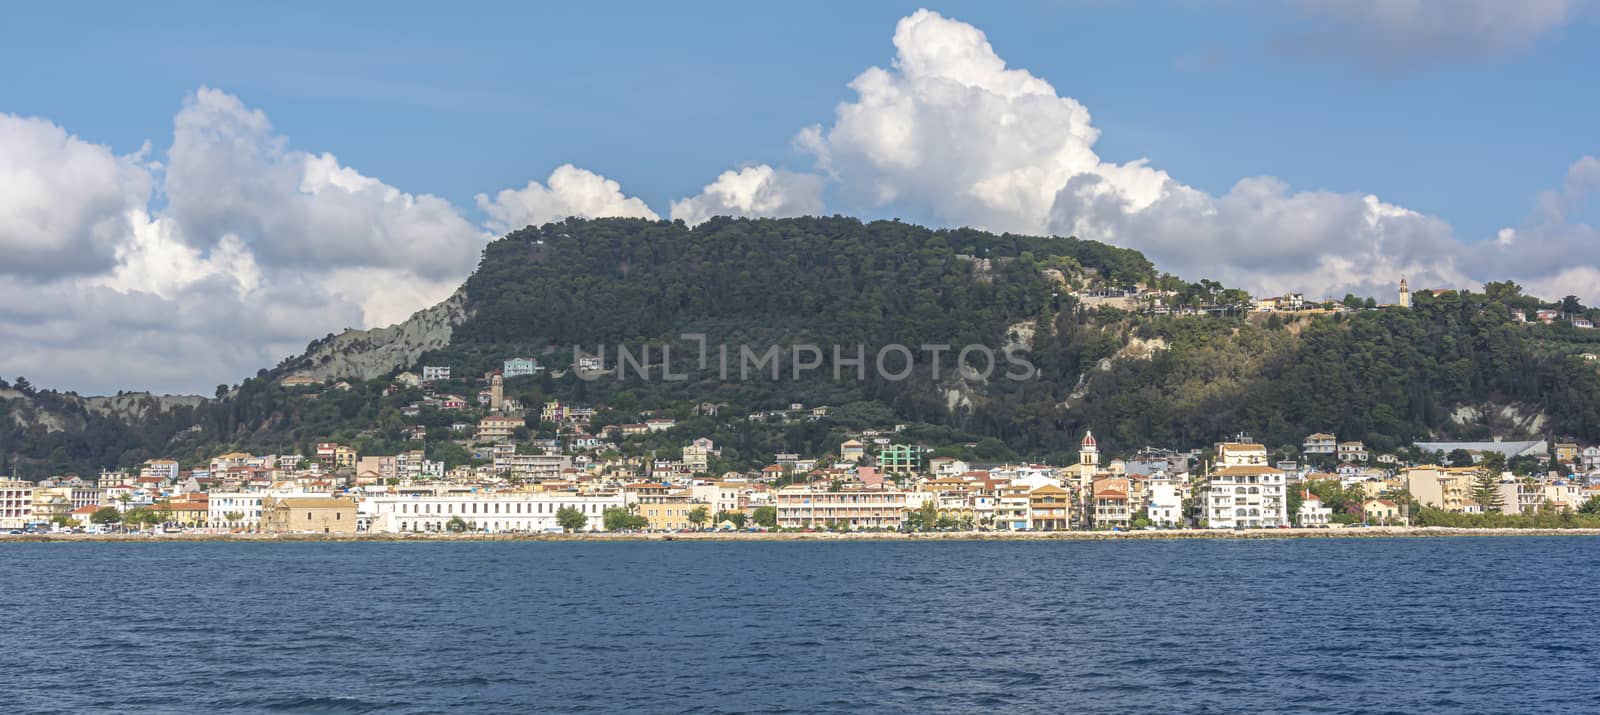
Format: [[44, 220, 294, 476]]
[[261, 497, 358, 533], [1028, 484, 1072, 531], [1402, 466, 1474, 511], [156, 499, 210, 527], [638, 496, 700, 531]]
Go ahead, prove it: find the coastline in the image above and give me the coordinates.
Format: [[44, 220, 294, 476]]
[[5, 526, 1600, 543]]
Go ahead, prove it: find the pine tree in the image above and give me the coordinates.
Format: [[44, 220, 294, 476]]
[[1472, 452, 1507, 513]]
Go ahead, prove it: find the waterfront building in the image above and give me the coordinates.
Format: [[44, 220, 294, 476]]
[[1402, 466, 1474, 511], [1354, 499, 1404, 524], [1145, 473, 1184, 527], [1204, 464, 1287, 529], [774, 487, 924, 529], [0, 479, 36, 529], [1497, 479, 1544, 514], [1028, 484, 1072, 530], [1090, 477, 1131, 529], [363, 493, 622, 533], [1296, 491, 1332, 527], [260, 497, 358, 534]]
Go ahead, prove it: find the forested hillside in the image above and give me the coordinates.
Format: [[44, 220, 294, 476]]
[[4, 216, 1599, 478]]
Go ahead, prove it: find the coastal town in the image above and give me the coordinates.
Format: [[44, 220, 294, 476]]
[[6, 366, 1599, 536], [5, 276, 1599, 537]]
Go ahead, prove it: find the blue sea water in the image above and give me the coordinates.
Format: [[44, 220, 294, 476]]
[[2, 538, 1598, 714]]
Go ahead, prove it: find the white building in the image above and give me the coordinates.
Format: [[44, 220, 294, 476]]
[[206, 492, 265, 530], [503, 357, 543, 378], [422, 366, 451, 382], [682, 438, 718, 473], [689, 481, 745, 517], [0, 479, 36, 529], [141, 459, 180, 481], [493, 453, 573, 481], [1302, 433, 1337, 455], [362, 493, 623, 533], [1145, 473, 1185, 528], [1204, 465, 1288, 529], [1296, 491, 1332, 527], [1217, 441, 1269, 468], [1337, 441, 1369, 463]]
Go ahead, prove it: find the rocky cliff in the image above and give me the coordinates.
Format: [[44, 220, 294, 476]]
[[277, 287, 473, 382]]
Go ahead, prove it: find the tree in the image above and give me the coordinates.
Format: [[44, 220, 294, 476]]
[[1471, 466, 1504, 513], [446, 516, 469, 533], [1447, 449, 1476, 468], [752, 505, 777, 528], [687, 506, 710, 530], [716, 510, 747, 529], [603, 506, 648, 531], [89, 507, 121, 525], [1580, 495, 1600, 515], [556, 506, 587, 532]]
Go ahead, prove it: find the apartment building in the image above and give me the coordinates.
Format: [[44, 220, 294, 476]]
[[1204, 465, 1287, 529], [774, 488, 924, 529]]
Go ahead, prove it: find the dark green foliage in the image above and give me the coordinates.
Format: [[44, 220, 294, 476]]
[[4, 217, 1599, 478]]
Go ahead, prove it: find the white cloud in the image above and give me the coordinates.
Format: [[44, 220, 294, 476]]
[[669, 165, 825, 226], [0, 88, 681, 394], [793, 8, 1599, 301], [164, 88, 488, 281], [0, 114, 152, 278], [1474, 156, 1600, 301], [476, 163, 658, 235], [0, 89, 597, 394], [1285, 0, 1580, 67]]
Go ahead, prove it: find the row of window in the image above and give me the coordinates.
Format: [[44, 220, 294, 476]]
[[397, 501, 612, 515]]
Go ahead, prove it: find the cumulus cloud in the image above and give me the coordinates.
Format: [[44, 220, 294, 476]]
[[477, 164, 659, 235], [1284, 0, 1581, 67], [0, 88, 672, 394], [669, 165, 825, 226], [793, 8, 1595, 300], [164, 88, 488, 280], [0, 114, 153, 278], [1471, 156, 1600, 301]]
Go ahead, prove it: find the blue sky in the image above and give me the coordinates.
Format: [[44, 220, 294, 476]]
[[4, 1, 1592, 238], [1, 1, 1597, 394]]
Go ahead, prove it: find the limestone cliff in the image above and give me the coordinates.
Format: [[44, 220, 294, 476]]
[[278, 287, 473, 382]]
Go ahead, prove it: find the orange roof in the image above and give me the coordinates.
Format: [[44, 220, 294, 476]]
[[1094, 490, 1128, 499]]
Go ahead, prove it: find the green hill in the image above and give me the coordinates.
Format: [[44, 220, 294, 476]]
[[4, 216, 1599, 478]]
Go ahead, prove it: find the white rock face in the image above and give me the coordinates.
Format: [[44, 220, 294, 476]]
[[283, 287, 473, 381]]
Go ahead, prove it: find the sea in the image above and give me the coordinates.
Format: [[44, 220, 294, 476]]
[[2, 537, 1597, 714]]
